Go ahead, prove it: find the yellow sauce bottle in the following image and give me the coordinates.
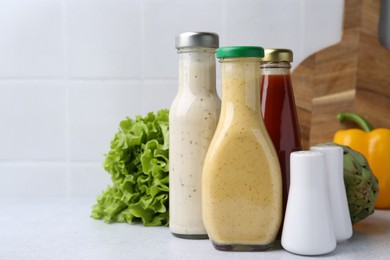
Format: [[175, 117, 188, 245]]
[[202, 46, 282, 251]]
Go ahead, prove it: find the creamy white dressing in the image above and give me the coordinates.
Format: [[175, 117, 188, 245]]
[[169, 48, 220, 236]]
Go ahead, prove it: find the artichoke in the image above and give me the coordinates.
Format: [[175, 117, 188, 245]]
[[322, 142, 379, 224]]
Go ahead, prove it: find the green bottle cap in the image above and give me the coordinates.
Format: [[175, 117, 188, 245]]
[[216, 46, 264, 59]]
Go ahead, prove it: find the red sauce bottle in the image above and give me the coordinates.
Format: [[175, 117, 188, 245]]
[[260, 49, 302, 238]]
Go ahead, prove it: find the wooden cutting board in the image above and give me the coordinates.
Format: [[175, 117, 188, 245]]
[[292, 0, 390, 148]]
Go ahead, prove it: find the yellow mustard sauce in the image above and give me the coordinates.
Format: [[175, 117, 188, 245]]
[[202, 53, 282, 251]]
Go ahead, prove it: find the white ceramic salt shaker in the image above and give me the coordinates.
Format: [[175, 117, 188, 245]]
[[282, 151, 336, 256], [311, 145, 353, 242]]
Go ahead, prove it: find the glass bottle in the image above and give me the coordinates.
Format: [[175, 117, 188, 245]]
[[202, 46, 282, 251], [260, 48, 302, 237], [169, 32, 220, 239]]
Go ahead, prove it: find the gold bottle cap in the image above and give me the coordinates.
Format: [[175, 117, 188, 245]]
[[262, 48, 293, 62]]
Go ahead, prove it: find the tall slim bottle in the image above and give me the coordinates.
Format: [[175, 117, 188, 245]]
[[260, 49, 302, 237], [169, 32, 220, 239], [202, 46, 282, 251]]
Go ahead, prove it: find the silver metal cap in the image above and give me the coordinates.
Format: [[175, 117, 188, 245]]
[[175, 32, 219, 49]]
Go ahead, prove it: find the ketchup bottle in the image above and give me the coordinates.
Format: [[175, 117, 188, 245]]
[[260, 48, 302, 238]]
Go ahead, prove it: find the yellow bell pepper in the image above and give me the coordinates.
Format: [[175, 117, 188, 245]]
[[333, 112, 390, 209]]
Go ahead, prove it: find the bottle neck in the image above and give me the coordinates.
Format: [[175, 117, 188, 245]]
[[260, 61, 291, 76], [220, 58, 261, 116], [178, 47, 217, 95]]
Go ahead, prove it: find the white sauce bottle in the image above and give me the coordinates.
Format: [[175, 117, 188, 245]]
[[169, 32, 220, 239]]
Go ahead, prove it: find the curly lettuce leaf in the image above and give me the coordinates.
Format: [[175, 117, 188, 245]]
[[91, 109, 169, 226]]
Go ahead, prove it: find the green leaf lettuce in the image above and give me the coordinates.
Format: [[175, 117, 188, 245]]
[[91, 109, 169, 226]]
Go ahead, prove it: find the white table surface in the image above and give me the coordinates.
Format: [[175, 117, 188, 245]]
[[0, 197, 389, 260]]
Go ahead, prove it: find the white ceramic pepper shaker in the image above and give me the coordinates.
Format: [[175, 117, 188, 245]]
[[282, 151, 336, 256], [311, 145, 353, 242]]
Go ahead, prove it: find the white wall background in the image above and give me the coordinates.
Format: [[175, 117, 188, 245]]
[[0, 0, 344, 197]]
